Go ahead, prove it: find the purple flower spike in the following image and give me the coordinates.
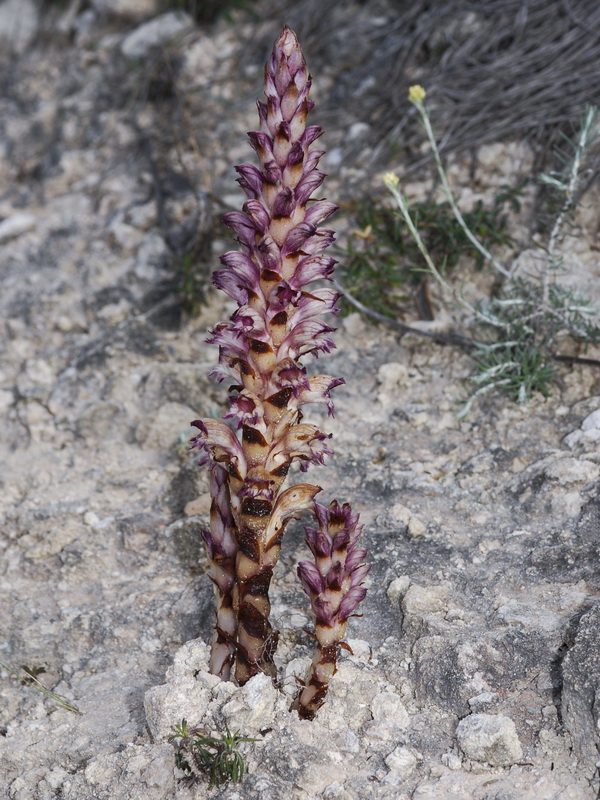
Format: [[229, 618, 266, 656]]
[[293, 499, 371, 720], [190, 27, 364, 706]]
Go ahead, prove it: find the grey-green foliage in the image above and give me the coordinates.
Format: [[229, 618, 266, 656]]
[[382, 95, 600, 417]]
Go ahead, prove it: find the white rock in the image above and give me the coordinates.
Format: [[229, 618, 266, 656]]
[[322, 782, 353, 800], [441, 752, 462, 770], [92, 0, 161, 18], [45, 766, 70, 790], [456, 713, 523, 766], [0, 0, 38, 54], [0, 388, 13, 413], [371, 691, 410, 728], [387, 575, 411, 604], [348, 122, 371, 141], [381, 503, 428, 538], [341, 312, 366, 336], [120, 11, 194, 59], [318, 662, 380, 730], [496, 599, 561, 632], [133, 231, 170, 279], [83, 511, 100, 527], [467, 692, 499, 712], [384, 746, 418, 781], [221, 673, 280, 734], [402, 584, 449, 616], [346, 638, 371, 662], [377, 361, 408, 391], [0, 213, 36, 243], [407, 514, 427, 539], [581, 409, 600, 430], [167, 638, 211, 679], [544, 457, 598, 485], [144, 675, 213, 741]]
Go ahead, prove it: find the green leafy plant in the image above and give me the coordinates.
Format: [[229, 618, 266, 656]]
[[174, 251, 206, 315], [379, 86, 600, 417], [168, 719, 258, 787], [338, 185, 520, 320]]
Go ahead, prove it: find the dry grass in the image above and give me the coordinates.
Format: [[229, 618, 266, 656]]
[[246, 0, 600, 179]]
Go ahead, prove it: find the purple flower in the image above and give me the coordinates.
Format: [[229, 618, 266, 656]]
[[299, 500, 371, 628], [190, 26, 361, 695]]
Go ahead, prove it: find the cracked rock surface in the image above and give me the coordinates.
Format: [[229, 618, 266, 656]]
[[1, 2, 599, 799]]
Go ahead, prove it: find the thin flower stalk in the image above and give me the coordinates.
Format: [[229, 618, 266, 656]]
[[407, 87, 512, 280], [190, 27, 369, 695], [383, 171, 507, 329]]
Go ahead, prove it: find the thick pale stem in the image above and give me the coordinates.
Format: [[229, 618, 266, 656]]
[[233, 516, 278, 684], [294, 621, 347, 720], [233, 482, 322, 684]]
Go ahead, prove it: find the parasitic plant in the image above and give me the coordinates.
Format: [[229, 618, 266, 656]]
[[293, 500, 369, 719], [190, 26, 370, 718]]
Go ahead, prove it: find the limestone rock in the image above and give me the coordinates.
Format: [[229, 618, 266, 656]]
[[456, 713, 523, 766], [120, 11, 194, 59], [0, 213, 36, 243], [402, 583, 449, 616], [0, 0, 38, 53], [91, 0, 161, 18], [371, 690, 410, 728], [561, 604, 600, 774]]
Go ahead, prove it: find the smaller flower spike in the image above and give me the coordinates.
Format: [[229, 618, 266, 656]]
[[293, 500, 371, 720]]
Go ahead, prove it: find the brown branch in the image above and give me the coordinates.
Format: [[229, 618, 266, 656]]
[[335, 281, 600, 369]]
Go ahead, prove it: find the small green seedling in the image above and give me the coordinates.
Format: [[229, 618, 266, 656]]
[[0, 661, 80, 715], [168, 719, 259, 787]]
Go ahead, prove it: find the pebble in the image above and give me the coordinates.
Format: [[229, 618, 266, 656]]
[[322, 783, 353, 800], [0, 0, 38, 54], [441, 752, 462, 770], [120, 11, 194, 59], [456, 713, 523, 766], [341, 312, 367, 336], [402, 584, 450, 616], [387, 575, 411, 604], [371, 691, 410, 728], [544, 457, 598, 485], [382, 502, 428, 538], [467, 692, 500, 712], [384, 746, 418, 782], [581, 408, 600, 430], [0, 213, 36, 243]]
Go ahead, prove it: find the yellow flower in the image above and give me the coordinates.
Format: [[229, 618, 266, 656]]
[[352, 224, 375, 240], [408, 85, 426, 103], [383, 171, 399, 187]]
